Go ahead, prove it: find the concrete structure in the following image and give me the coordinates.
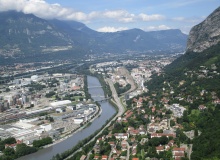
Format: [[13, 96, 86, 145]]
[[76, 103, 84, 109], [10, 129, 36, 141], [24, 136, 39, 145], [114, 133, 129, 139], [25, 107, 53, 115], [50, 100, 71, 107], [67, 106, 76, 110], [13, 121, 35, 129], [73, 118, 84, 124], [56, 108, 66, 113], [35, 128, 45, 136], [31, 75, 38, 81], [40, 124, 52, 132]]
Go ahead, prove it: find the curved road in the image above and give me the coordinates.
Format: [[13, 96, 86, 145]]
[[106, 78, 125, 117]]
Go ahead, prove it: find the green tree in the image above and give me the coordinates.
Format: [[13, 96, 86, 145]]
[[3, 147, 15, 156], [15, 143, 37, 157], [33, 137, 52, 148], [121, 150, 127, 156], [3, 137, 16, 144], [149, 137, 160, 146], [5, 88, 10, 92], [170, 119, 175, 127], [194, 129, 198, 137], [159, 136, 169, 145]]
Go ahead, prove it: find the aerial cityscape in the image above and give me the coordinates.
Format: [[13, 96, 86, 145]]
[[0, 0, 220, 160]]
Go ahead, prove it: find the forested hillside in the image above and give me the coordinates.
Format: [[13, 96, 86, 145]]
[[145, 39, 220, 160]]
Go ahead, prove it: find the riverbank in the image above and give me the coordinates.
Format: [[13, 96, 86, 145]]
[[17, 75, 116, 160], [42, 105, 102, 149], [37, 75, 102, 149], [62, 77, 126, 160]]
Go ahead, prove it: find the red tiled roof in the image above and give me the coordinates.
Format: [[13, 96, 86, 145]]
[[125, 112, 133, 119], [130, 129, 139, 135], [125, 110, 131, 115], [151, 133, 176, 138], [174, 152, 185, 156], [173, 148, 185, 151], [102, 155, 108, 159], [72, 86, 80, 90], [94, 156, 99, 159], [156, 146, 164, 151], [108, 141, 115, 145]]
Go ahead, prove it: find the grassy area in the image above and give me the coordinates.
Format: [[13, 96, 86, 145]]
[[120, 96, 127, 110]]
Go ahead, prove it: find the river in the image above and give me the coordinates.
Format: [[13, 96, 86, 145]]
[[18, 75, 116, 160]]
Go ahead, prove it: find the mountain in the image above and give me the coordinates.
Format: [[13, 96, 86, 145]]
[[98, 28, 187, 53], [0, 11, 188, 62], [0, 11, 73, 55], [187, 7, 220, 53], [165, 6, 220, 73], [49, 19, 103, 52], [146, 6, 220, 160], [50, 20, 188, 54], [0, 11, 92, 63]]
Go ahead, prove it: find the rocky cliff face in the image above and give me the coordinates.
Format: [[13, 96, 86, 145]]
[[187, 6, 220, 53]]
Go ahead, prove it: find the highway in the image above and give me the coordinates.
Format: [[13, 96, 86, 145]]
[[106, 78, 125, 117]]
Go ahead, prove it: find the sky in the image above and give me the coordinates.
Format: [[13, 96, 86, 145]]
[[0, 0, 219, 34]]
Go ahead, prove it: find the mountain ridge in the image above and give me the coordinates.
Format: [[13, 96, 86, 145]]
[[186, 6, 220, 53], [0, 10, 188, 62]]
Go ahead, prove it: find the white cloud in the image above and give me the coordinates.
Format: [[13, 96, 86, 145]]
[[102, 10, 135, 22], [145, 25, 171, 31], [0, 0, 165, 24], [0, 0, 25, 11], [97, 26, 128, 32], [172, 17, 185, 21], [172, 16, 204, 23], [103, 10, 126, 19], [119, 17, 134, 23], [138, 13, 165, 21], [65, 12, 87, 21], [0, 0, 89, 21], [179, 26, 192, 34], [88, 11, 100, 19]]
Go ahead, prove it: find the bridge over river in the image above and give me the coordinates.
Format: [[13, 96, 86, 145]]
[[87, 86, 103, 89], [91, 95, 111, 102], [95, 97, 111, 102]]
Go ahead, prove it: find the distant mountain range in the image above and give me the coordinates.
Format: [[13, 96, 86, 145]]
[[0, 11, 188, 62]]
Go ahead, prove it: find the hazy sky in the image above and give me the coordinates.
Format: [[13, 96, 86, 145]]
[[0, 0, 219, 34]]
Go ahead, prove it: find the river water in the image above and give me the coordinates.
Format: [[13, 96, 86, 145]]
[[18, 75, 116, 160]]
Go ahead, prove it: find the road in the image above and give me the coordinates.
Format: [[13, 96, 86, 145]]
[[106, 78, 125, 117], [188, 144, 193, 160], [108, 151, 113, 160], [116, 67, 137, 95], [126, 141, 130, 160]]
